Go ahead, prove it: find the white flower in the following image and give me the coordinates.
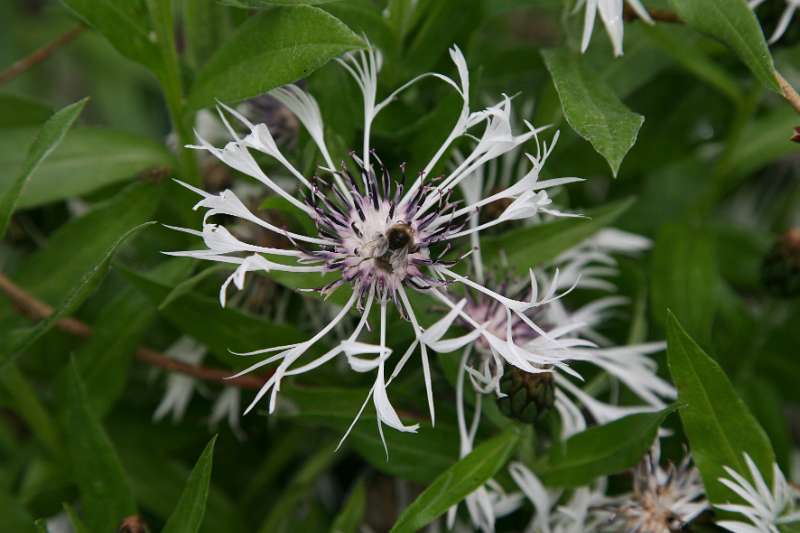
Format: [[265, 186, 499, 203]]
[[716, 453, 800, 533], [169, 44, 586, 451], [577, 0, 653, 57], [751, 0, 800, 44], [153, 336, 207, 423], [209, 387, 245, 440], [602, 440, 708, 533]]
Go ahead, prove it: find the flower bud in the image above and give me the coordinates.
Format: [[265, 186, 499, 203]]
[[497, 367, 555, 423]]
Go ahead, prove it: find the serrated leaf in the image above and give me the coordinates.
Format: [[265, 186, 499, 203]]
[[535, 406, 677, 487], [0, 127, 173, 209], [188, 6, 363, 109], [0, 98, 87, 239], [666, 312, 775, 505], [542, 48, 644, 176], [390, 426, 520, 533], [668, 0, 779, 92], [480, 197, 634, 273], [331, 478, 366, 533], [62, 0, 164, 75], [162, 436, 217, 533], [651, 224, 717, 348], [62, 361, 137, 532]]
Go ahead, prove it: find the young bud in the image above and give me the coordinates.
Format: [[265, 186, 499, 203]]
[[497, 367, 555, 423]]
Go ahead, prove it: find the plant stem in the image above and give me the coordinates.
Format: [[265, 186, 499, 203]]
[[0, 25, 85, 85]]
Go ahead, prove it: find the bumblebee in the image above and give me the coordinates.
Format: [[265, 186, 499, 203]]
[[375, 223, 416, 273]]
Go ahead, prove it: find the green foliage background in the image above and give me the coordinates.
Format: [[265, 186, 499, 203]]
[[0, 0, 799, 531]]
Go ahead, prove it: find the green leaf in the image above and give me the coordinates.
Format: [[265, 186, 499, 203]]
[[121, 264, 306, 368], [0, 365, 61, 456], [223, 0, 343, 6], [162, 436, 218, 533], [62, 361, 137, 532], [188, 6, 363, 109], [0, 489, 37, 533], [5, 221, 155, 366], [0, 93, 52, 128], [651, 224, 717, 348], [0, 98, 87, 239], [62, 0, 164, 74], [542, 48, 644, 176], [183, 0, 231, 70], [63, 503, 91, 533], [0, 127, 173, 209], [668, 0, 779, 92], [535, 406, 677, 487], [390, 427, 520, 533], [331, 478, 366, 533], [480, 198, 634, 273], [666, 312, 775, 505]]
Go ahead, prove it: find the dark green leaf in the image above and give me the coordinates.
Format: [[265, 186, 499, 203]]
[[390, 426, 520, 533], [0, 365, 61, 455], [188, 6, 363, 109], [162, 436, 218, 533], [542, 48, 644, 176], [651, 224, 717, 348], [0, 489, 37, 533], [331, 478, 366, 533], [666, 312, 775, 505], [183, 0, 232, 69], [223, 0, 344, 6], [63, 503, 91, 533], [0, 98, 87, 238], [535, 406, 677, 487], [62, 361, 137, 532], [480, 198, 634, 273], [62, 0, 164, 74], [0, 127, 173, 209], [0, 93, 52, 128], [668, 0, 779, 92]]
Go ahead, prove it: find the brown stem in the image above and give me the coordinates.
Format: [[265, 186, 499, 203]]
[[0, 25, 86, 85], [0, 273, 268, 390], [623, 6, 682, 24], [776, 71, 800, 115]]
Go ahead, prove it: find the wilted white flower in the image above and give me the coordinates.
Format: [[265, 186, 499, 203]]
[[153, 336, 207, 423], [751, 0, 800, 44], [169, 44, 587, 450], [601, 440, 707, 532], [716, 453, 800, 533], [576, 0, 653, 57]]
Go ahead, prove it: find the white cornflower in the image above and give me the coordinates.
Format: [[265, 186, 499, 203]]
[[576, 0, 653, 57], [169, 44, 587, 450], [751, 0, 800, 44], [153, 336, 207, 423], [601, 440, 708, 533], [716, 453, 800, 533]]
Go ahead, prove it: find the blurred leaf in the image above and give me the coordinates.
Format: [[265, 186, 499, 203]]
[[162, 436, 217, 533], [62, 0, 164, 75], [183, 0, 231, 70], [651, 224, 717, 348], [0, 98, 87, 239], [535, 406, 677, 487], [542, 48, 644, 176], [331, 478, 366, 533], [642, 25, 742, 103], [322, 0, 394, 54], [390, 426, 520, 533], [62, 361, 137, 532], [668, 0, 779, 92], [4, 222, 155, 366], [726, 109, 800, 182], [0, 365, 61, 456], [0, 489, 37, 533], [666, 312, 775, 505], [158, 264, 229, 311], [257, 444, 337, 533], [0, 94, 52, 128], [741, 378, 791, 474], [188, 6, 363, 109], [481, 198, 634, 273], [63, 503, 91, 533], [223, 0, 343, 5], [121, 264, 306, 368], [0, 127, 173, 209]]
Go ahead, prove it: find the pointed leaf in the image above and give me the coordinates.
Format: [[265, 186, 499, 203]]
[[188, 6, 363, 109], [390, 426, 520, 533], [0, 98, 87, 238], [666, 311, 775, 505], [62, 361, 137, 532], [668, 0, 779, 92], [162, 436, 218, 533], [542, 48, 644, 176], [535, 406, 678, 487], [331, 478, 366, 533]]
